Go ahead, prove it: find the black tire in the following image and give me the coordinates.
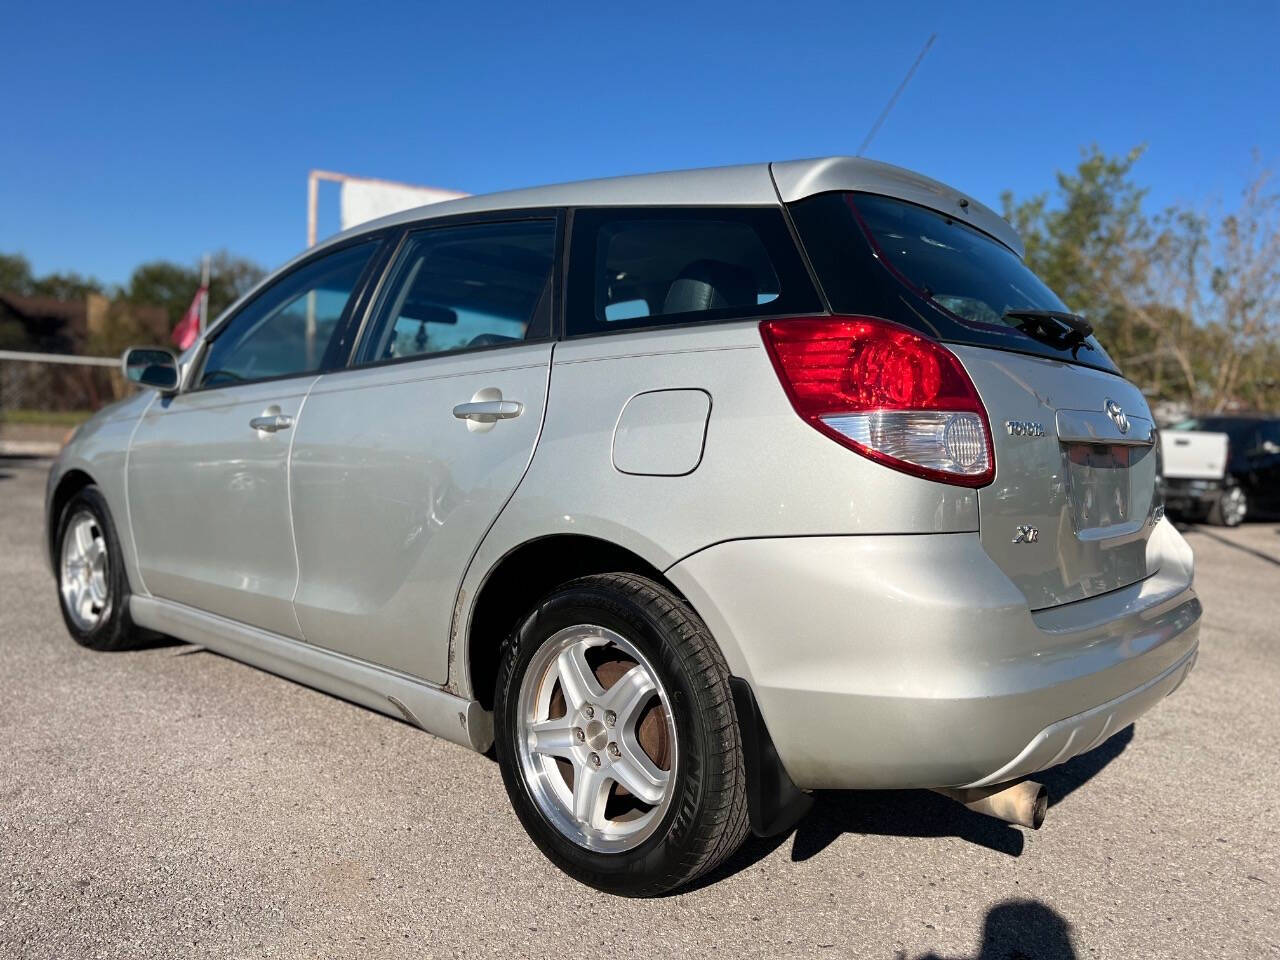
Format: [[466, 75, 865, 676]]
[[494, 572, 750, 896], [1208, 485, 1247, 527], [54, 485, 149, 651]]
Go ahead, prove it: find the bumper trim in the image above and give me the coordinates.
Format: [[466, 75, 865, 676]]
[[964, 646, 1198, 788]]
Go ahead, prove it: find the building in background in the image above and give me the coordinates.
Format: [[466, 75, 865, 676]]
[[0, 291, 168, 355], [0, 290, 168, 419]]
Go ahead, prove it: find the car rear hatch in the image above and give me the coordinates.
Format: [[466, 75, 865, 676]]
[[953, 345, 1158, 608], [785, 186, 1161, 609]]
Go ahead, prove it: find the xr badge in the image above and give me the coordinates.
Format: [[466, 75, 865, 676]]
[[1012, 525, 1039, 544]]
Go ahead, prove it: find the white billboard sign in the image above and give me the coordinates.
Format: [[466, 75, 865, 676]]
[[338, 179, 467, 231]]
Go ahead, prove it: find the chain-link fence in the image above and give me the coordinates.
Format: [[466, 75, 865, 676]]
[[0, 351, 133, 453]]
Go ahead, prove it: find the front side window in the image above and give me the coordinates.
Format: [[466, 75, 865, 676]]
[[358, 219, 556, 364], [566, 208, 819, 336], [199, 240, 379, 388]]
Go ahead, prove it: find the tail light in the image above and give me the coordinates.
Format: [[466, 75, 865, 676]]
[[760, 316, 994, 487]]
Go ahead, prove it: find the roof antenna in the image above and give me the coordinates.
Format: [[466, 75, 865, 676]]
[[856, 33, 937, 157]]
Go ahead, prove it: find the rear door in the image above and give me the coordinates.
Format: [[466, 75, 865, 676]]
[[287, 215, 559, 681], [128, 238, 383, 636]]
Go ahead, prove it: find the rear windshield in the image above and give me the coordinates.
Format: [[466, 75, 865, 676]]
[[789, 192, 1120, 374]]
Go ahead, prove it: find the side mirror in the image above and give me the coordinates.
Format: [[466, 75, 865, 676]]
[[122, 347, 180, 392]]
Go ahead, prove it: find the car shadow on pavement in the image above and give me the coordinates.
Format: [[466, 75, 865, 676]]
[[684, 726, 1135, 893], [901, 898, 1077, 960]]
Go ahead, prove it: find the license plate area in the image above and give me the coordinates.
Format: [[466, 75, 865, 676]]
[[1062, 442, 1133, 534]]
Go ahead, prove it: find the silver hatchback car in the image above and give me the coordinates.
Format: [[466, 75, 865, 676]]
[[47, 157, 1201, 895]]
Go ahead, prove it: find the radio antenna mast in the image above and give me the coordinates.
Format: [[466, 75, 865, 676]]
[[857, 33, 937, 157]]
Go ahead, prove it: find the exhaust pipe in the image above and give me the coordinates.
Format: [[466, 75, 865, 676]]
[[933, 780, 1048, 829]]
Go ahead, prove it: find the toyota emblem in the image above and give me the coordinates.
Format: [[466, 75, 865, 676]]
[[1104, 399, 1130, 434]]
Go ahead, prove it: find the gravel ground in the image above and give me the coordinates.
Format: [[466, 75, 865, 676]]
[[2, 454, 1277, 959]]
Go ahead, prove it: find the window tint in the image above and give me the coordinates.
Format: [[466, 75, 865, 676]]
[[566, 208, 819, 336], [597, 220, 779, 323], [199, 240, 378, 388], [359, 220, 556, 364], [789, 192, 1121, 374], [851, 193, 1072, 329]]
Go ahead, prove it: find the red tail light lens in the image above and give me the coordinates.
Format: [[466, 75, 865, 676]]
[[761, 316, 994, 487]]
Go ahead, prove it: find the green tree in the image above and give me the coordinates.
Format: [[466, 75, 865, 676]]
[[0, 252, 35, 294], [1002, 146, 1280, 412], [31, 271, 104, 301], [1001, 145, 1154, 356], [1, 252, 105, 301], [124, 251, 265, 331]]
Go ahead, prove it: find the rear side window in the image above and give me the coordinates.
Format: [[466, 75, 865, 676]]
[[566, 207, 819, 336], [357, 219, 556, 364], [789, 192, 1121, 374]]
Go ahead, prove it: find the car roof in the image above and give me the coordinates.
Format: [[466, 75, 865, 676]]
[[314, 156, 1023, 260]]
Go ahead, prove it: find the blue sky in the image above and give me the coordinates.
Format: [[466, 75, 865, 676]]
[[3, 0, 1276, 287]]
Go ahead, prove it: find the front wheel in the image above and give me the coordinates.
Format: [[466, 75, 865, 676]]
[[54, 485, 149, 651], [494, 573, 749, 896]]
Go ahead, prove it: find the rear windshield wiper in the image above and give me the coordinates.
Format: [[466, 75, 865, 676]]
[[1002, 309, 1095, 358]]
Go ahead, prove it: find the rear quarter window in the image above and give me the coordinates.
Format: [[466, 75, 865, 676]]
[[565, 207, 820, 336]]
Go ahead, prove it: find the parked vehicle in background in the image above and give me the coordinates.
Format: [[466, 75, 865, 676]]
[[1162, 415, 1280, 526], [46, 157, 1201, 895]]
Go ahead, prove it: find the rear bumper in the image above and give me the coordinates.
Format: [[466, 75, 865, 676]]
[[666, 519, 1201, 790]]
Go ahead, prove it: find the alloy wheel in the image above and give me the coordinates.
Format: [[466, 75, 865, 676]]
[[1221, 487, 1247, 526], [60, 511, 110, 631], [515, 625, 677, 853]]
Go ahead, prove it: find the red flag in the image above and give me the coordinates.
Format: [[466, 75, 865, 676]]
[[171, 285, 206, 350]]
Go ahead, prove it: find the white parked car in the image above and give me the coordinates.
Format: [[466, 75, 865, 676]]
[[47, 158, 1201, 895]]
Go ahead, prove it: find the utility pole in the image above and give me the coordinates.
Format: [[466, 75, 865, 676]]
[[198, 253, 210, 332]]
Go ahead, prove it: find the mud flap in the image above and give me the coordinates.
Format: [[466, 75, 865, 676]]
[[729, 676, 814, 837]]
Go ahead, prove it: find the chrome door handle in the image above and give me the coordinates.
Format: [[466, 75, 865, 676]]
[[250, 414, 294, 433], [452, 400, 523, 423]]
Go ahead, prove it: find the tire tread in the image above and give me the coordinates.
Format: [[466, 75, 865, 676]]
[[495, 571, 750, 896]]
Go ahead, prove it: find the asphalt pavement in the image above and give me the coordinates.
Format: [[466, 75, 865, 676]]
[[1, 454, 1277, 959]]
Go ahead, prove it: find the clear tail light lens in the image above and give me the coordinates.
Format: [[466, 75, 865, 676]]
[[760, 316, 995, 487]]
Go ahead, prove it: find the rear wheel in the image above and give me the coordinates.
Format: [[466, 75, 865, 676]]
[[494, 573, 749, 896], [55, 486, 149, 651], [1209, 485, 1247, 527]]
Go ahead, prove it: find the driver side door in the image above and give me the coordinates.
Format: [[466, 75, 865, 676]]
[[127, 238, 384, 637]]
